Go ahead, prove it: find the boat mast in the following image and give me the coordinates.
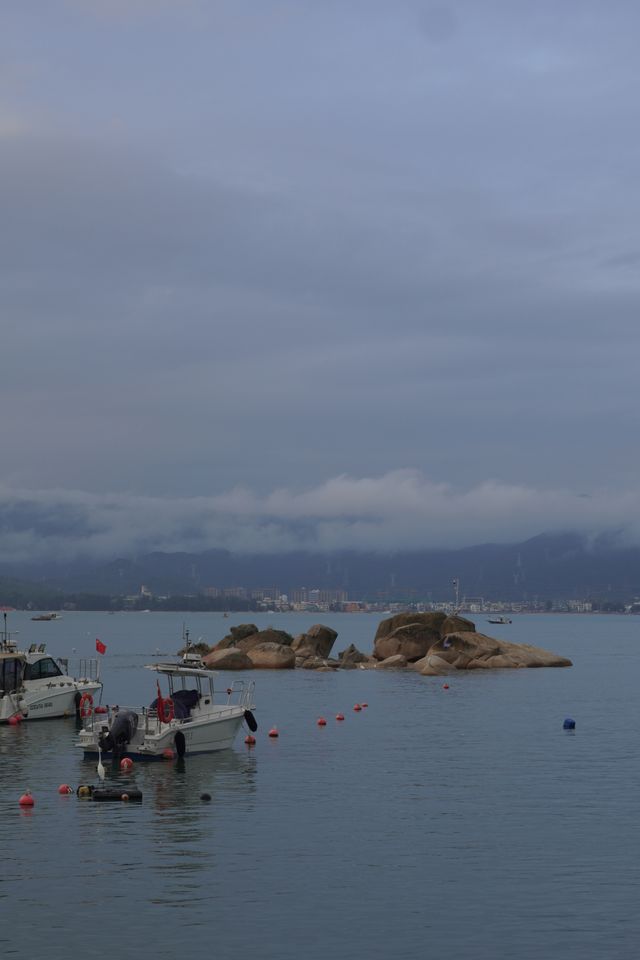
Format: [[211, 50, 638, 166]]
[[0, 611, 16, 651], [452, 578, 460, 614]]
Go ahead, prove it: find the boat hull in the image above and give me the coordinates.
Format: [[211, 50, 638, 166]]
[[0, 681, 102, 723], [79, 711, 246, 759]]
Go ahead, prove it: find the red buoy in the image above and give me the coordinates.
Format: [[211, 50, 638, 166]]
[[8, 715, 21, 726], [58, 784, 72, 795], [245, 734, 256, 745], [353, 704, 362, 712], [19, 791, 34, 807], [268, 727, 279, 738], [120, 757, 133, 772], [317, 717, 327, 726], [443, 683, 450, 690], [361, 702, 368, 708], [162, 748, 174, 760], [335, 713, 345, 721]]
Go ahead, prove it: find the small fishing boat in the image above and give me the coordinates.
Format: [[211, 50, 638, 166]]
[[486, 615, 512, 625], [0, 614, 102, 722], [75, 661, 257, 761], [31, 612, 62, 621]]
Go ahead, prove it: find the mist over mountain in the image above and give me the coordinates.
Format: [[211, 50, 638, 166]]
[[2, 532, 639, 602]]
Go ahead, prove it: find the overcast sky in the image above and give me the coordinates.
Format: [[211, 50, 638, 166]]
[[2, 1, 640, 558]]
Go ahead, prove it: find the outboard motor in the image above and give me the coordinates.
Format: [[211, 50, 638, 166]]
[[99, 710, 139, 754]]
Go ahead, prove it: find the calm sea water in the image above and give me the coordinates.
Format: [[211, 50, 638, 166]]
[[1, 611, 638, 959]]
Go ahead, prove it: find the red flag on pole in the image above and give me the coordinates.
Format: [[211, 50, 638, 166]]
[[96, 638, 107, 655]]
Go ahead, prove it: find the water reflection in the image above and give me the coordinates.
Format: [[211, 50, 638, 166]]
[[145, 749, 258, 814]]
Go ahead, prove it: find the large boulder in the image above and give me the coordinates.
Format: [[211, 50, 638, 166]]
[[374, 621, 442, 662], [374, 611, 448, 644], [201, 647, 253, 670], [298, 657, 339, 671], [376, 654, 408, 669], [291, 624, 338, 659], [373, 611, 477, 661], [440, 614, 476, 634], [213, 623, 259, 651], [417, 631, 572, 674], [413, 653, 453, 676], [338, 643, 371, 665], [246, 642, 296, 669], [236, 628, 295, 654]]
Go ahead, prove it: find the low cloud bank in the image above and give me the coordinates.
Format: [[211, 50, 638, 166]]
[[0, 470, 636, 563]]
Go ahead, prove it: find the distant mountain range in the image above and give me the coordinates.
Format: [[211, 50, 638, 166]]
[[1, 532, 639, 601]]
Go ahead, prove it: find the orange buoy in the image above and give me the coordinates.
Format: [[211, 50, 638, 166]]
[[268, 727, 279, 738], [19, 791, 34, 807], [58, 784, 73, 795], [244, 734, 256, 745], [443, 683, 450, 690], [317, 717, 327, 726], [162, 748, 174, 760], [335, 713, 345, 721], [120, 757, 133, 772], [353, 704, 362, 712]]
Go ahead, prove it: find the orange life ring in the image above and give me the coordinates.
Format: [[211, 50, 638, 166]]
[[158, 697, 174, 724], [79, 692, 94, 718]]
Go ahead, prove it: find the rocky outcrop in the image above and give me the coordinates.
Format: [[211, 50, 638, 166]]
[[236, 628, 295, 654], [200, 612, 571, 674], [298, 657, 340, 671], [415, 631, 572, 674], [376, 654, 408, 669], [202, 647, 253, 670], [374, 611, 447, 644], [291, 624, 338, 660], [213, 624, 259, 651], [246, 642, 296, 669], [440, 614, 475, 635], [373, 612, 475, 662], [338, 643, 372, 666], [374, 621, 442, 662]]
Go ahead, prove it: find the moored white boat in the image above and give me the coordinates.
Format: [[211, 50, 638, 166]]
[[0, 615, 102, 722], [75, 661, 257, 761], [486, 615, 512, 624]]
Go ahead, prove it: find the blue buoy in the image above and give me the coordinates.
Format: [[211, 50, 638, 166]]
[[563, 718, 576, 730]]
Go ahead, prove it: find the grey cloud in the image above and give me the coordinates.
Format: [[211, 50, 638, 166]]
[[1, 2, 640, 531], [0, 472, 638, 562]]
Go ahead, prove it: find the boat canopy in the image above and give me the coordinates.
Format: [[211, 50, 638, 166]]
[[145, 663, 218, 678]]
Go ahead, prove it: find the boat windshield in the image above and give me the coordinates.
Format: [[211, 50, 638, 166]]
[[24, 657, 64, 681], [0, 656, 25, 694]]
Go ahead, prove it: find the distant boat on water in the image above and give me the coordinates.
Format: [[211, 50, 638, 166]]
[[31, 612, 62, 621], [487, 615, 512, 625]]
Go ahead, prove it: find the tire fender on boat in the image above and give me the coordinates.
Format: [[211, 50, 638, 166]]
[[244, 709, 258, 732]]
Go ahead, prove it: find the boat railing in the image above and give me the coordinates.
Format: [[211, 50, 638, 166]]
[[56, 657, 101, 683], [222, 679, 255, 709], [81, 681, 255, 736]]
